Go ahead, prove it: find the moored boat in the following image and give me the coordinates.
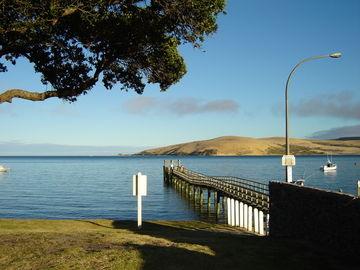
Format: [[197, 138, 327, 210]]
[[320, 156, 337, 172], [0, 165, 9, 173]]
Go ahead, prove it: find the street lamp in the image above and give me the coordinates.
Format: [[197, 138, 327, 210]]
[[283, 52, 342, 183]]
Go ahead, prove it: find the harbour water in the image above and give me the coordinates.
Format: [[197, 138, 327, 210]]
[[0, 156, 359, 221]]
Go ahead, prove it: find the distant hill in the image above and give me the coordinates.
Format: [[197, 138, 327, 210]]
[[335, 137, 360, 141], [137, 136, 360, 156]]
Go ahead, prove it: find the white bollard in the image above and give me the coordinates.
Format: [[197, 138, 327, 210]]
[[235, 200, 239, 226], [227, 198, 231, 225], [254, 208, 259, 233], [231, 198, 235, 226], [259, 211, 264, 235], [239, 202, 244, 227], [248, 206, 253, 231], [244, 204, 248, 229]]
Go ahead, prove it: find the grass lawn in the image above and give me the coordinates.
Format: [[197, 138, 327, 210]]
[[0, 219, 356, 270]]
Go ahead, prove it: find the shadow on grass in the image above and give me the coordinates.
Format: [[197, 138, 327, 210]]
[[123, 243, 217, 270], [75, 220, 114, 229], [111, 220, 356, 270]]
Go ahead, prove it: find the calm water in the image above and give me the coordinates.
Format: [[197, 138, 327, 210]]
[[0, 156, 359, 220]]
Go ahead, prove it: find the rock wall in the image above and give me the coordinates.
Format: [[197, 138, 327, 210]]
[[269, 182, 360, 258]]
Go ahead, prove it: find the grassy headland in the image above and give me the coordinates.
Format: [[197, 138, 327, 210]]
[[138, 136, 360, 156], [0, 219, 356, 270]]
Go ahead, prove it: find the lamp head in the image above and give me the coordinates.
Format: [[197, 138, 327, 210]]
[[329, 52, 342, 58]]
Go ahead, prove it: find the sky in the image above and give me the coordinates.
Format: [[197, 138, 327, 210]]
[[1, 0, 360, 155]]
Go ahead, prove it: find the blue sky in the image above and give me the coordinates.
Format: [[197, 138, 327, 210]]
[[1, 0, 360, 155]]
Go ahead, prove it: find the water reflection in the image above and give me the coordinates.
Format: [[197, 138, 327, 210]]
[[0, 171, 9, 181], [168, 182, 226, 224], [323, 170, 337, 177]]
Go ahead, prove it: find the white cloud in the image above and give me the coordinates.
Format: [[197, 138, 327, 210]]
[[292, 91, 360, 120], [0, 142, 148, 155], [309, 124, 360, 139], [123, 96, 239, 115]]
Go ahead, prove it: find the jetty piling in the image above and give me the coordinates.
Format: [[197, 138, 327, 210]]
[[163, 160, 269, 235]]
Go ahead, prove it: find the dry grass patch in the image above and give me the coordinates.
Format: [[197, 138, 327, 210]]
[[139, 136, 360, 155]]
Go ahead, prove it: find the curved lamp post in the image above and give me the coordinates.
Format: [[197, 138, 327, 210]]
[[284, 52, 342, 183]]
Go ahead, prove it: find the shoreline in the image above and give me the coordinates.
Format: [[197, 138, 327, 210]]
[[0, 219, 356, 270]]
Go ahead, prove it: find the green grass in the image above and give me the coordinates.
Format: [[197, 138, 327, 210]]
[[0, 219, 356, 270]]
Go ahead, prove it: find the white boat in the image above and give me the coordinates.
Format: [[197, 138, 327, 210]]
[[320, 156, 337, 172], [293, 179, 305, 186], [0, 165, 9, 173]]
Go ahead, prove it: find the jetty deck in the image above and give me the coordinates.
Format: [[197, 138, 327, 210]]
[[163, 160, 269, 235]]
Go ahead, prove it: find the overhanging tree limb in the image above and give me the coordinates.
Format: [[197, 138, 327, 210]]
[[0, 89, 58, 103], [0, 0, 226, 103]]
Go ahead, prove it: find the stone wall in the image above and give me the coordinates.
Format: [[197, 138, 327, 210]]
[[269, 182, 360, 258]]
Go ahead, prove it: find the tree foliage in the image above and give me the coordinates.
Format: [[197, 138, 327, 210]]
[[0, 0, 226, 103]]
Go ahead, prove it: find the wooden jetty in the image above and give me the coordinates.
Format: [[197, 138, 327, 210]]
[[163, 160, 269, 235]]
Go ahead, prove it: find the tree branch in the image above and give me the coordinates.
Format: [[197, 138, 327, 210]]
[[0, 89, 58, 103]]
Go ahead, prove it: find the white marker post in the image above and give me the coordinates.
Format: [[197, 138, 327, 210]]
[[133, 172, 147, 228], [282, 155, 296, 183]]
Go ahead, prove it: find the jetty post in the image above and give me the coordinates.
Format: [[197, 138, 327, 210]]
[[248, 206, 253, 231], [243, 204, 248, 229], [230, 198, 235, 226], [235, 200, 240, 226], [239, 202, 244, 227], [259, 211, 264, 235], [254, 208, 259, 233], [227, 198, 231, 225], [207, 190, 211, 208]]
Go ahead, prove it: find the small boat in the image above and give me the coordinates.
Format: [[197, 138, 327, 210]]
[[320, 156, 337, 172], [0, 165, 9, 173], [293, 170, 316, 186], [293, 179, 305, 186]]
